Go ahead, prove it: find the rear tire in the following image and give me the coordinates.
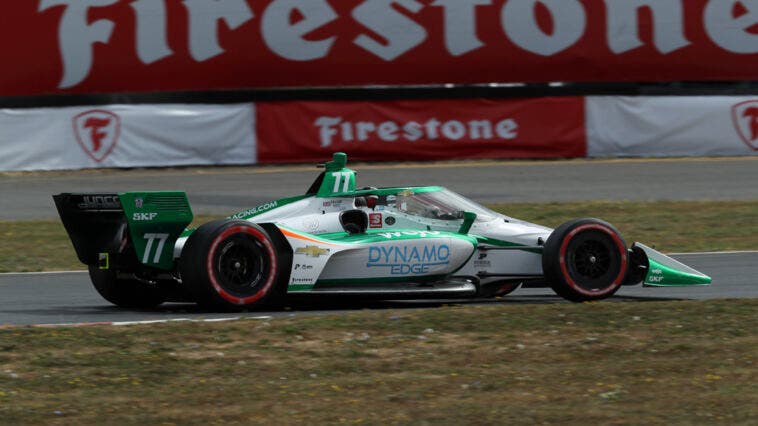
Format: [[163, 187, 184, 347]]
[[542, 218, 628, 302], [179, 220, 290, 311], [88, 265, 165, 309]]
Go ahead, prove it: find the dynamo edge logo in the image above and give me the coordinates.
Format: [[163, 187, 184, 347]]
[[73, 109, 121, 162], [732, 100, 758, 151], [367, 244, 450, 276]]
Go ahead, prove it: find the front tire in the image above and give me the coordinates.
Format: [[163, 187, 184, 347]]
[[179, 220, 289, 311], [88, 265, 165, 309], [542, 218, 628, 302]]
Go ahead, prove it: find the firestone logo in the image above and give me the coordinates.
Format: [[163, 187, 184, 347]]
[[38, 0, 758, 90], [72, 109, 121, 162], [732, 100, 758, 151], [315, 116, 518, 147]]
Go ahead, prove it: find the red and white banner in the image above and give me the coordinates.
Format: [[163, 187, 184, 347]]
[[256, 98, 586, 163], [0, 104, 256, 171], [587, 96, 758, 157], [4, 96, 758, 171], [2, 0, 757, 96]]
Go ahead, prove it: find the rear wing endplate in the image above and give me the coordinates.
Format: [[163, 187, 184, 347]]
[[53, 192, 193, 271]]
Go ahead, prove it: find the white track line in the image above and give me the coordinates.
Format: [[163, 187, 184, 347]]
[[26, 316, 272, 328], [668, 250, 758, 256], [0, 270, 86, 276]]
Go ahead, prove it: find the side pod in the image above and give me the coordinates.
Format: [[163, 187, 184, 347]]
[[632, 243, 711, 287]]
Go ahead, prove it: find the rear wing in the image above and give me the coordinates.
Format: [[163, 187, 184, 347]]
[[53, 192, 193, 271]]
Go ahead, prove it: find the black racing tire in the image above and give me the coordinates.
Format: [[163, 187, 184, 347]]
[[542, 218, 628, 302], [88, 265, 166, 309], [179, 220, 290, 311]]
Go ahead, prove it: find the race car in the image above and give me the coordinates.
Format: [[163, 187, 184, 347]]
[[53, 152, 711, 310]]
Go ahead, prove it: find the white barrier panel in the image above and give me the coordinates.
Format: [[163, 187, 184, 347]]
[[0, 104, 256, 171], [587, 96, 758, 157]]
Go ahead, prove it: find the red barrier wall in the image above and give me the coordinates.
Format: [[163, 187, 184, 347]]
[[3, 0, 757, 96]]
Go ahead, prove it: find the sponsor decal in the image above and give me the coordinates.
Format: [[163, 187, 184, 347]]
[[302, 218, 320, 232], [368, 244, 450, 275], [369, 213, 383, 228], [72, 110, 120, 162], [132, 212, 158, 221], [291, 277, 315, 285], [77, 194, 120, 210], [473, 260, 491, 268], [135, 197, 144, 209], [648, 268, 665, 283], [322, 200, 345, 208], [377, 230, 441, 240], [732, 100, 758, 150], [295, 245, 330, 258], [228, 201, 278, 219], [294, 263, 315, 271], [385, 216, 396, 226]]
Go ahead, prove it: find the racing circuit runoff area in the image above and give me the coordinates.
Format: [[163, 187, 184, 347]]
[[1, 1, 757, 422], [1, 156, 757, 326], [1, 155, 757, 425]]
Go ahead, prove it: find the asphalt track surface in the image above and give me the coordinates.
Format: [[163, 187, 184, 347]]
[[0, 252, 755, 326], [2, 157, 758, 220], [1, 158, 756, 326]]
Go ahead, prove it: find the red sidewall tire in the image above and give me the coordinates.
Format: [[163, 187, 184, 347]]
[[205, 225, 278, 306], [543, 219, 628, 302], [180, 220, 289, 310]]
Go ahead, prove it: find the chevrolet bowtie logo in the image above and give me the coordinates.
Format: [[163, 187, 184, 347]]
[[295, 246, 330, 257]]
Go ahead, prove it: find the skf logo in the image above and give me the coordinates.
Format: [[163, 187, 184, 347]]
[[732, 100, 758, 151], [295, 246, 330, 258], [73, 110, 121, 162], [132, 213, 158, 221]]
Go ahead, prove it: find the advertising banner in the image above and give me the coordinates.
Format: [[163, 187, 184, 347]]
[[256, 97, 586, 163], [2, 0, 757, 96], [0, 104, 256, 171], [587, 96, 758, 157]]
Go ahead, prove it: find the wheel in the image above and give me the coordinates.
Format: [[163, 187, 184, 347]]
[[179, 220, 290, 311], [542, 218, 628, 302], [88, 265, 165, 308]]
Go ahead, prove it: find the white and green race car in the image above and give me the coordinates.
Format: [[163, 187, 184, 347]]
[[54, 153, 710, 310]]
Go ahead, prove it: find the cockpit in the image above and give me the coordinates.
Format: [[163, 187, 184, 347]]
[[356, 187, 501, 223]]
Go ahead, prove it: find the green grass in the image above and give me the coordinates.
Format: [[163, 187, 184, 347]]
[[0, 300, 755, 424], [1, 201, 756, 273]]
